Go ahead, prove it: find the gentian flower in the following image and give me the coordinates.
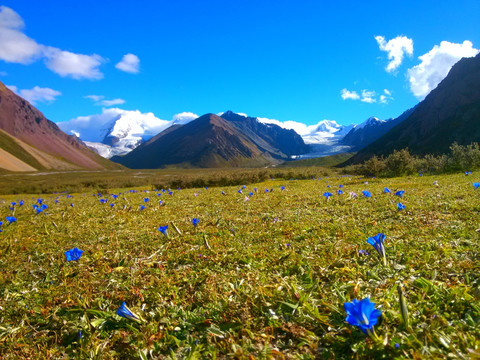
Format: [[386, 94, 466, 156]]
[[281, 186, 285, 191], [242, 185, 246, 189], [337, 190, 343, 195], [395, 190, 405, 197], [6, 216, 16, 224], [367, 233, 387, 265], [110, 203, 114, 208], [140, 205, 146, 211], [473, 182, 480, 189], [362, 190, 372, 198], [323, 192, 333, 198], [339, 184, 343, 188], [37, 198, 43, 204], [116, 301, 139, 321], [158, 225, 168, 237], [238, 189, 243, 194], [221, 191, 226, 196], [19, 200, 24, 206], [397, 203, 406, 211], [249, 192, 254, 197], [384, 187, 391, 193], [344, 298, 382, 336], [144, 198, 149, 203], [65, 247, 83, 261], [100, 199, 107, 204], [192, 218, 199, 227]]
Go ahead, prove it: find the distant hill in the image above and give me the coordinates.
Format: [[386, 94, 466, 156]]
[[220, 111, 309, 157], [0, 81, 122, 171], [352, 53, 480, 163], [111, 113, 281, 168], [341, 109, 413, 150]]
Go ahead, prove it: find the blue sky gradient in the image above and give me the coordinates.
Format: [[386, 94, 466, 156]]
[[1, 0, 479, 126]]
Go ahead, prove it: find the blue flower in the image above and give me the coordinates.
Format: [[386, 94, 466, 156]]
[[323, 192, 333, 198], [473, 182, 480, 189], [192, 218, 199, 227], [242, 185, 246, 189], [144, 198, 149, 203], [238, 189, 243, 194], [337, 190, 343, 195], [158, 225, 168, 237], [397, 203, 406, 211], [6, 216, 16, 224], [249, 192, 254, 197], [395, 190, 405, 197], [344, 298, 382, 335], [37, 198, 43, 204], [367, 233, 386, 265], [221, 191, 226, 196], [65, 247, 84, 261], [362, 190, 372, 198], [140, 205, 146, 211], [116, 301, 139, 320], [339, 184, 343, 188], [281, 186, 285, 191], [384, 187, 391, 193], [110, 203, 114, 208], [100, 199, 107, 204]]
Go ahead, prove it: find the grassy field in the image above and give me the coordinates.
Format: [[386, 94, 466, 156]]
[[0, 171, 479, 358]]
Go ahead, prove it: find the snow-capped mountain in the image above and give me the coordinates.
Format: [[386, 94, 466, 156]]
[[57, 108, 198, 158], [341, 110, 413, 150]]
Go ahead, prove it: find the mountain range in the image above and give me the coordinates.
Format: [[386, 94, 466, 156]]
[[111, 113, 307, 168], [352, 52, 480, 163], [1, 52, 478, 172]]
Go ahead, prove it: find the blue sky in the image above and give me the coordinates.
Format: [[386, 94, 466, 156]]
[[0, 0, 479, 129]]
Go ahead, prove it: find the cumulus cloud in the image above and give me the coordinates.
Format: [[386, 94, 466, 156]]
[[342, 88, 387, 104], [172, 111, 199, 124], [375, 35, 414, 72], [43, 47, 104, 79], [0, 6, 43, 64], [7, 84, 61, 105], [360, 90, 376, 103], [341, 88, 360, 100], [0, 6, 105, 79], [379, 89, 393, 104], [115, 53, 140, 74], [85, 95, 125, 107], [407, 40, 479, 99], [57, 108, 198, 143]]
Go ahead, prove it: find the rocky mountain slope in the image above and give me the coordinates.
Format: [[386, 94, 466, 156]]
[[352, 52, 480, 163], [0, 81, 121, 171], [111, 114, 280, 168]]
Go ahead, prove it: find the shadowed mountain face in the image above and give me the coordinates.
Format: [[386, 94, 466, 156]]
[[352, 53, 480, 163], [0, 81, 121, 171], [111, 114, 280, 168], [220, 111, 310, 157]]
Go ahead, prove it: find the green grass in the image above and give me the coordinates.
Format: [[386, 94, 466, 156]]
[[0, 172, 479, 358], [280, 152, 355, 167], [0, 129, 45, 170]]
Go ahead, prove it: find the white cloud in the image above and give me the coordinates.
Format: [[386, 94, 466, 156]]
[[407, 40, 479, 99], [172, 111, 198, 124], [43, 47, 104, 80], [341, 88, 392, 104], [115, 53, 140, 74], [375, 35, 413, 72], [57, 108, 199, 143], [379, 89, 393, 104], [341, 88, 360, 100], [360, 90, 376, 103], [0, 6, 43, 64], [0, 6, 105, 79], [8, 85, 61, 105], [100, 98, 125, 106], [85, 95, 125, 106]]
